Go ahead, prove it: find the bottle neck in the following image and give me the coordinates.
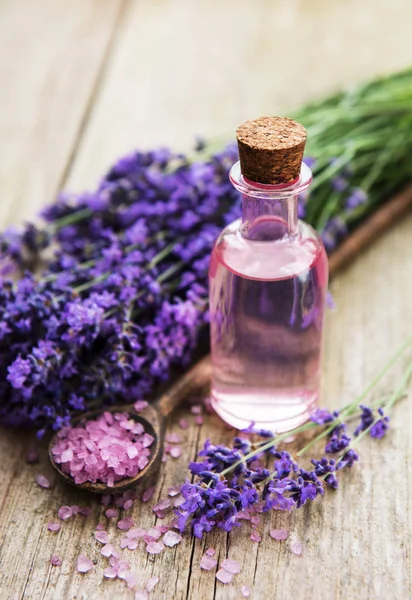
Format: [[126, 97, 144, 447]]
[[229, 161, 312, 242]]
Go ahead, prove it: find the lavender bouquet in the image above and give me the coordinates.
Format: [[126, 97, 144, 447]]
[[1, 69, 412, 434]]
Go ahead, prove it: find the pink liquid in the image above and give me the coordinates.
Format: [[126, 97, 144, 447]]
[[209, 217, 328, 431]]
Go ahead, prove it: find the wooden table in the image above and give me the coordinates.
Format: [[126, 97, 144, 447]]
[[1, 1, 412, 598]]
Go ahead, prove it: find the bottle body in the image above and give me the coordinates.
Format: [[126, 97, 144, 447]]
[[208, 162, 328, 431]]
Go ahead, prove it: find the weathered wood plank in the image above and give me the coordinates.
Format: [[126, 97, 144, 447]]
[[1, 0, 412, 599]]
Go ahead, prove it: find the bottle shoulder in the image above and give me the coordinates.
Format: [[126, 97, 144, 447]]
[[211, 218, 328, 281]]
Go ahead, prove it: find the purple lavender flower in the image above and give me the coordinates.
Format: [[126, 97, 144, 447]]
[[354, 404, 375, 436], [345, 187, 367, 210], [370, 407, 390, 438], [310, 407, 338, 425]]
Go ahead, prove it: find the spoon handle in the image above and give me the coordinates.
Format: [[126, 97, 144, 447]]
[[156, 356, 211, 417]]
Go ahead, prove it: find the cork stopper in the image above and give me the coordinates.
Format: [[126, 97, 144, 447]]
[[236, 116, 307, 185]]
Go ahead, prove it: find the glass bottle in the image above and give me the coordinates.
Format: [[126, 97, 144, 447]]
[[209, 117, 328, 432]]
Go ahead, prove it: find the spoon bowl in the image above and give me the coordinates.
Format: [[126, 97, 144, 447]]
[[49, 357, 211, 494]]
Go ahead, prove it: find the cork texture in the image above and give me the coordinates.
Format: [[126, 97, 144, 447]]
[[236, 116, 307, 184]]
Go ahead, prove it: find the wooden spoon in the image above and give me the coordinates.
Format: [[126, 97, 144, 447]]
[[48, 356, 211, 494]]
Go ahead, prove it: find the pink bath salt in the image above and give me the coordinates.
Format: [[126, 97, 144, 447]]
[[101, 494, 112, 506], [78, 506, 92, 517], [50, 555, 62, 567], [123, 499, 134, 510], [153, 498, 171, 511], [250, 515, 260, 526], [146, 576, 159, 592], [178, 418, 189, 430], [47, 522, 61, 533], [216, 569, 233, 584], [200, 555, 217, 571], [101, 544, 118, 558], [205, 547, 216, 557], [126, 539, 139, 551], [221, 559, 241, 574], [103, 566, 118, 579], [70, 505, 80, 515], [165, 432, 182, 444], [291, 541, 303, 555], [134, 591, 149, 600], [147, 527, 162, 540], [110, 556, 119, 568], [169, 446, 182, 459], [142, 433, 154, 448], [146, 541, 164, 555], [96, 523, 105, 531], [26, 449, 39, 464], [118, 517, 135, 531], [35, 474, 51, 489], [241, 585, 251, 597], [61, 448, 73, 463], [168, 485, 181, 497], [122, 570, 137, 588], [133, 400, 148, 413], [95, 530, 109, 544], [142, 486, 155, 502], [173, 496, 185, 508], [58, 506, 73, 520], [144, 535, 157, 544], [128, 527, 146, 539], [163, 531, 182, 547], [237, 511, 251, 521], [105, 508, 119, 519], [190, 404, 202, 415], [77, 555, 94, 573], [283, 435, 296, 444], [194, 416, 204, 426], [270, 529, 288, 541], [162, 453, 168, 463], [250, 531, 261, 543]]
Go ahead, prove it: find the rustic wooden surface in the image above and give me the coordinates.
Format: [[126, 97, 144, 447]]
[[1, 1, 412, 599]]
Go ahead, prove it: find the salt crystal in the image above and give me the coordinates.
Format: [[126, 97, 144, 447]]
[[78, 507, 92, 517], [95, 530, 109, 544], [47, 522, 61, 533], [153, 498, 170, 511], [127, 527, 146, 539], [221, 559, 241, 574], [142, 486, 155, 502], [167, 485, 181, 497], [35, 474, 51, 489], [194, 416, 204, 425], [61, 448, 73, 463], [123, 499, 134, 510], [96, 523, 105, 531], [178, 419, 189, 430], [142, 433, 154, 448], [250, 515, 260, 526], [200, 555, 217, 571], [147, 527, 162, 540], [134, 591, 149, 600], [144, 535, 157, 544], [165, 433, 182, 444], [103, 566, 118, 579], [77, 554, 94, 573], [126, 539, 139, 550], [241, 585, 251, 597], [26, 449, 39, 464], [146, 541, 164, 554], [133, 400, 148, 412], [170, 446, 182, 459], [283, 435, 296, 444], [291, 541, 303, 555], [205, 547, 215, 557], [105, 508, 118, 518], [216, 569, 233, 584], [58, 506, 73, 520], [50, 555, 62, 567], [146, 575, 159, 592], [236, 511, 251, 520], [163, 531, 182, 547], [101, 494, 112, 505], [123, 571, 137, 588], [190, 405, 202, 414], [118, 517, 135, 531], [250, 531, 261, 543], [270, 529, 288, 541], [101, 543, 118, 558]]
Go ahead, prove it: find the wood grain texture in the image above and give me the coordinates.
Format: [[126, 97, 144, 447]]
[[0, 1, 412, 599]]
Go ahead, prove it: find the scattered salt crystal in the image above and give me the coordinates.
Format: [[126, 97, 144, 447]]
[[128, 527, 146, 539], [178, 418, 189, 430], [122, 570, 137, 588], [146, 576, 159, 592], [200, 555, 217, 570], [169, 446, 182, 459], [118, 517, 134, 531], [47, 522, 61, 533], [134, 590, 148, 600], [126, 539, 139, 551], [103, 566, 118, 579], [221, 559, 241, 574], [237, 511, 251, 520], [144, 535, 157, 544], [161, 454, 168, 463], [167, 485, 180, 497], [250, 515, 260, 526], [283, 435, 296, 444], [216, 569, 233, 584], [270, 529, 288, 541], [291, 541, 303, 555], [26, 449, 39, 464], [173, 496, 185, 508], [163, 531, 182, 547], [190, 404, 202, 414], [146, 541, 164, 554], [101, 494, 112, 506], [153, 498, 170, 511], [142, 433, 154, 448], [78, 507, 92, 517], [58, 506, 73, 520], [165, 432, 182, 443], [77, 555, 94, 573], [194, 416, 204, 425], [50, 555, 62, 567], [205, 547, 215, 557], [96, 523, 105, 531], [35, 474, 51, 489], [105, 508, 118, 519], [71, 505, 80, 515], [142, 486, 155, 502], [250, 531, 261, 543], [147, 527, 162, 540], [133, 400, 148, 412], [95, 530, 109, 544], [123, 499, 134, 510], [101, 543, 118, 558], [241, 585, 251, 597]]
